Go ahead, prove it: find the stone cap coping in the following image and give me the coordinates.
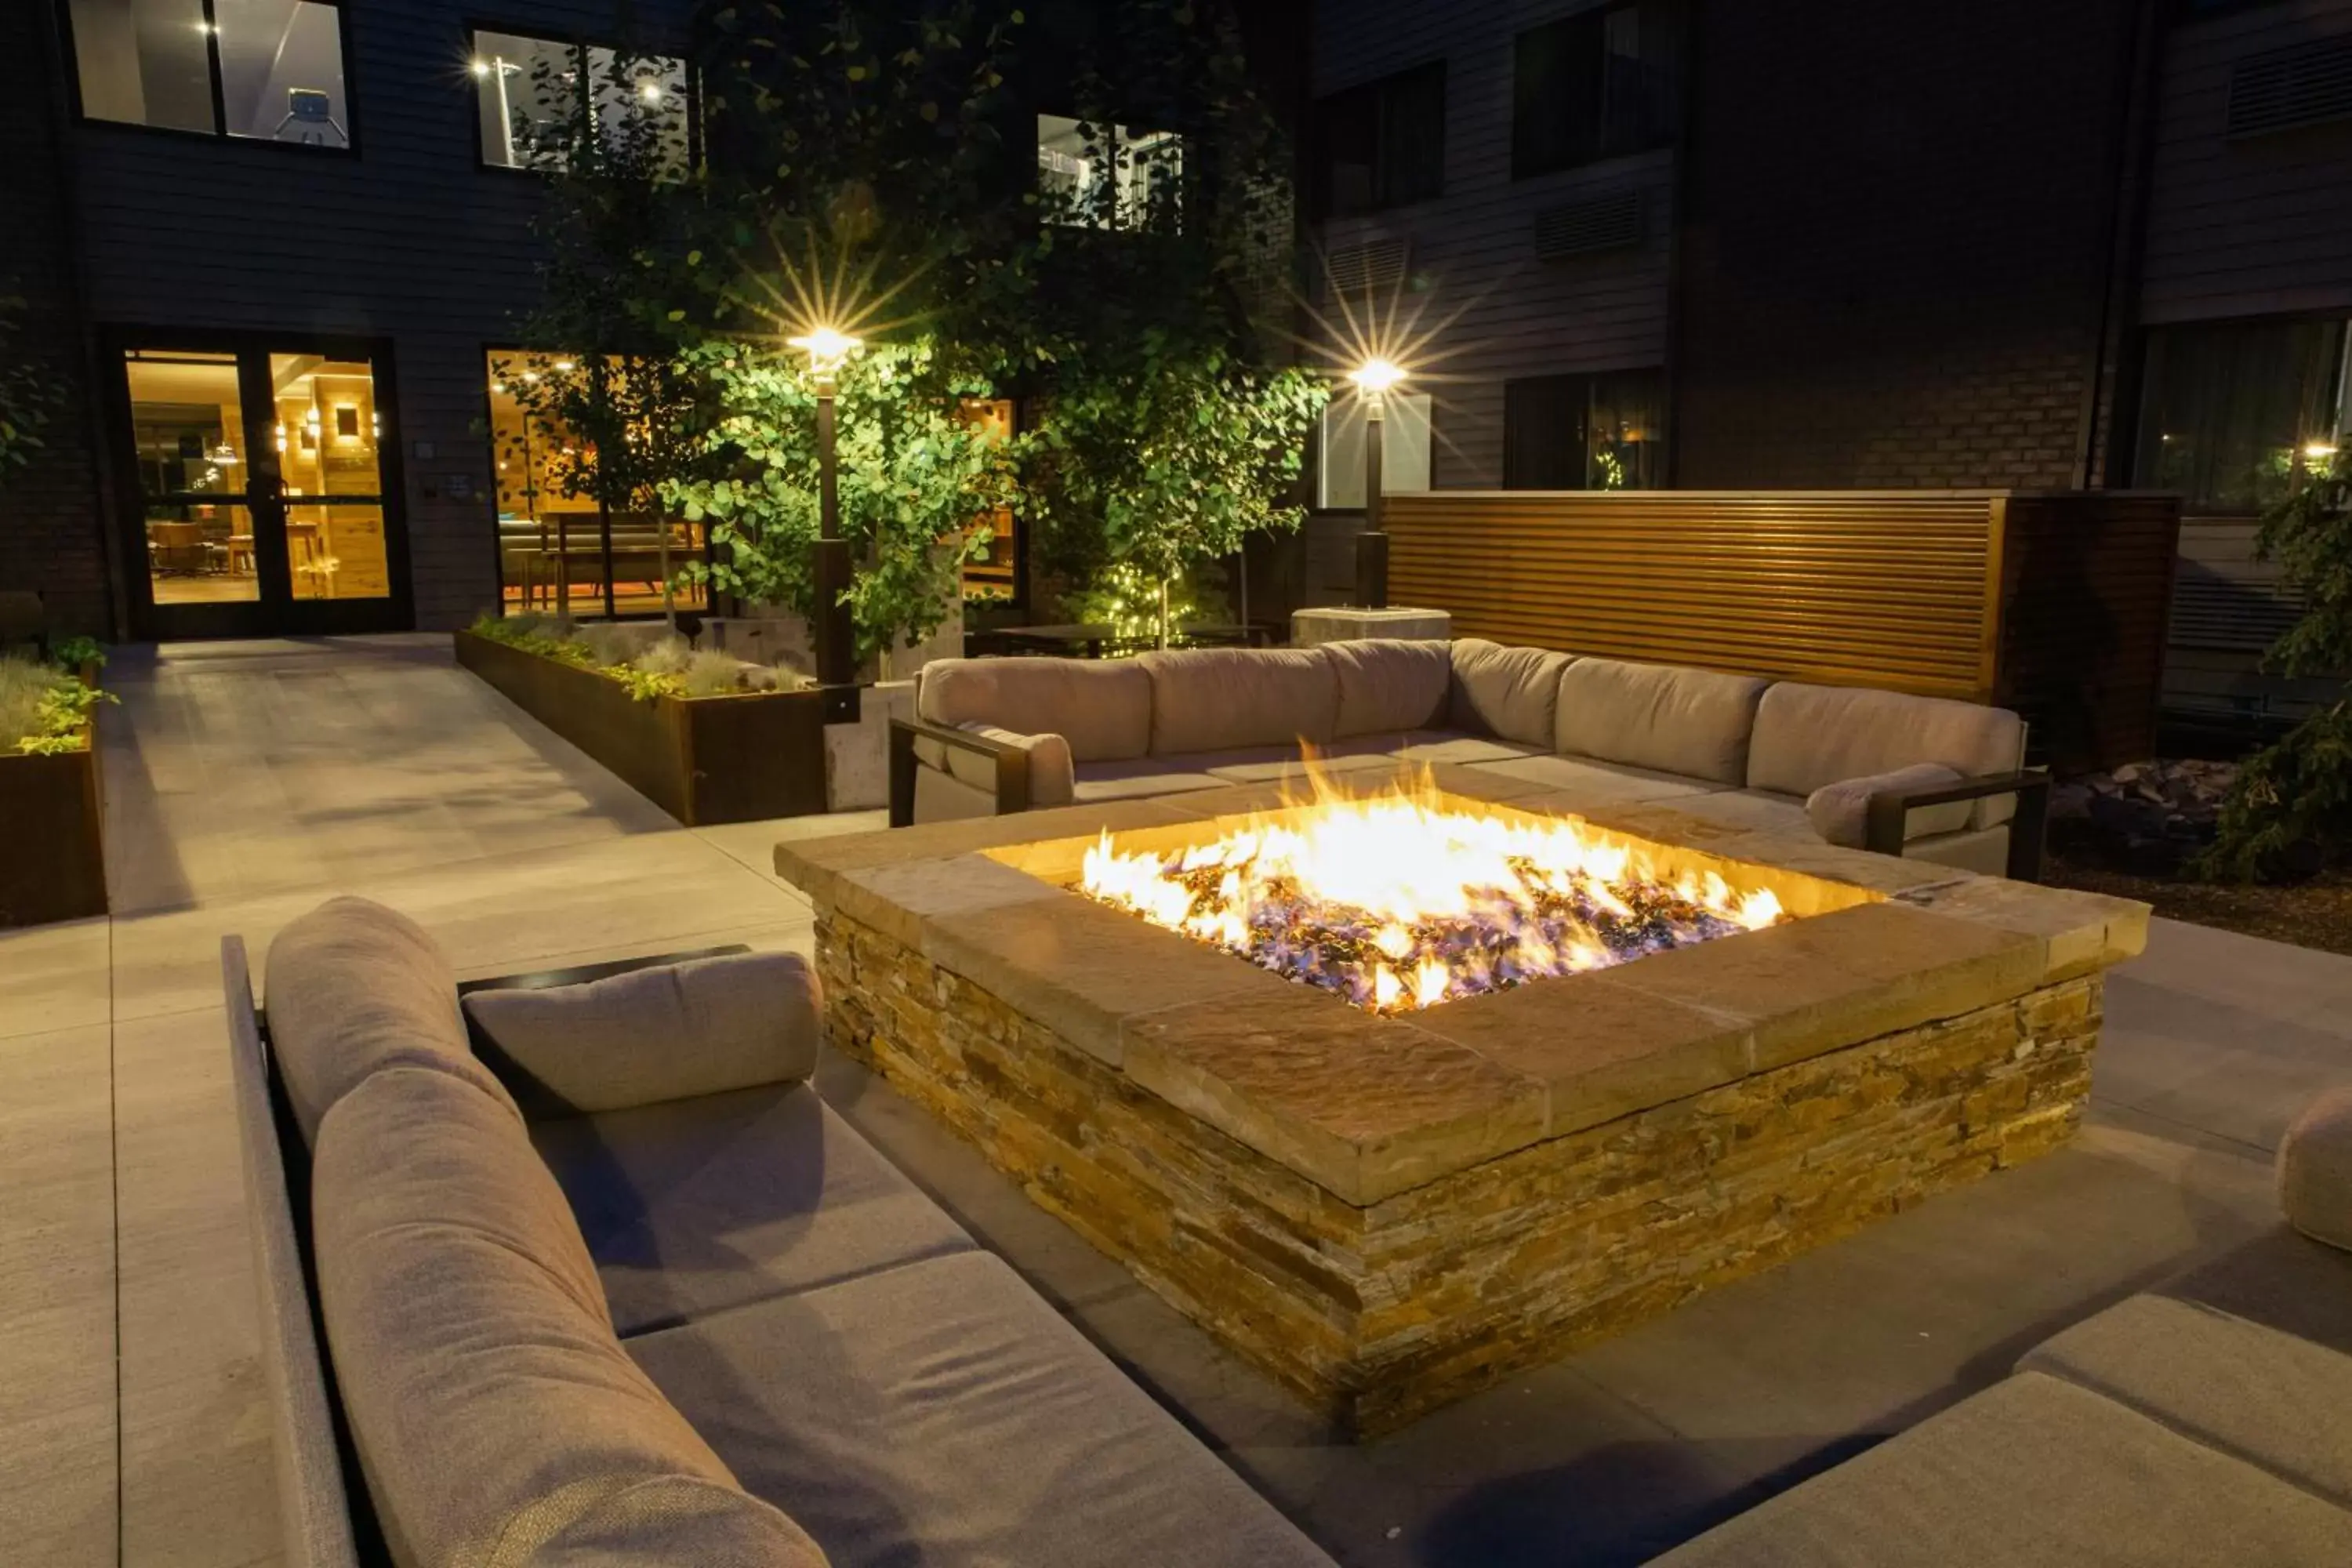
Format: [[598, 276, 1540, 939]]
[[779, 776, 2148, 1208]]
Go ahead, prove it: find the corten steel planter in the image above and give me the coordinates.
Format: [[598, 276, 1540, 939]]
[[456, 630, 827, 826], [0, 726, 107, 929]]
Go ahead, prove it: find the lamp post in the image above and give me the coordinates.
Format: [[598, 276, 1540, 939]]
[[1348, 358, 1406, 610], [789, 327, 862, 724]]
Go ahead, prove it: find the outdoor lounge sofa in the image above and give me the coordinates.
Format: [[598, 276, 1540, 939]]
[[1648, 1087, 2352, 1566], [224, 895, 1337, 1568], [889, 638, 2049, 879]]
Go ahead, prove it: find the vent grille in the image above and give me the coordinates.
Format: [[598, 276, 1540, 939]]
[[2227, 35, 2352, 138], [1532, 191, 1645, 260], [2169, 561, 2303, 652], [1322, 237, 1409, 297]]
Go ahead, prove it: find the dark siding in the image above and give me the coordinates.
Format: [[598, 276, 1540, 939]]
[[2141, 0, 2352, 325], [0, 2, 110, 636], [1311, 1, 1674, 489], [1671, 0, 2146, 490], [67, 1, 693, 631]]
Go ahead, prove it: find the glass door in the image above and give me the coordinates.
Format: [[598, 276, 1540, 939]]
[[118, 337, 409, 640]]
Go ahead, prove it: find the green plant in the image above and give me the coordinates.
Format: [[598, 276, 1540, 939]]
[[49, 635, 106, 673], [614, 665, 686, 702], [668, 336, 1015, 670], [468, 611, 596, 666], [2, 656, 111, 755], [1062, 561, 1207, 646], [2200, 449, 2352, 880]]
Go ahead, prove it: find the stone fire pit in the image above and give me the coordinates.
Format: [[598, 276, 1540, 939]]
[[776, 765, 2147, 1435]]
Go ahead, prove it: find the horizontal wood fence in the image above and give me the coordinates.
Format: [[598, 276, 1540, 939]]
[[1383, 491, 2181, 771]]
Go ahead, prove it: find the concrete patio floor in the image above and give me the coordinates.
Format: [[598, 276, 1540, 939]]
[[2, 633, 2347, 1567]]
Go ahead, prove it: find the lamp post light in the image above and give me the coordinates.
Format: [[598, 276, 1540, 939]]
[[1348, 358, 1406, 610], [789, 326, 862, 724]]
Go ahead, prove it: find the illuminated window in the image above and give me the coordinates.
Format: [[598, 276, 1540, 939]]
[[69, 0, 351, 147], [2135, 318, 2350, 514], [1503, 371, 1668, 491], [473, 30, 688, 172], [1036, 114, 1185, 231]]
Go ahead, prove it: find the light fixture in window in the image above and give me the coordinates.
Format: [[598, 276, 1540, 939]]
[[2305, 441, 2339, 460], [640, 82, 663, 103]]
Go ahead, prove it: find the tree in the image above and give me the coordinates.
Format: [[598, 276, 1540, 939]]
[[665, 337, 1018, 670], [1008, 0, 1330, 644], [500, 33, 710, 624], [2199, 451, 2352, 880]]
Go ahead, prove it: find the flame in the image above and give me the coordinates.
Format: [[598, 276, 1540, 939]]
[[1078, 769, 1790, 1014]]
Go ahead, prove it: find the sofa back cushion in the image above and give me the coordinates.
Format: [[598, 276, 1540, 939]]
[[313, 1066, 824, 1567], [1448, 639, 1574, 748], [1555, 658, 1769, 786], [1325, 638, 1451, 739], [1748, 681, 2026, 826], [919, 657, 1152, 763], [461, 952, 823, 1117], [264, 895, 520, 1148], [1138, 647, 1339, 756]]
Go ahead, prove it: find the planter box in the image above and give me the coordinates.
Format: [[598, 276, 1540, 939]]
[[456, 630, 826, 826], [0, 730, 106, 928]]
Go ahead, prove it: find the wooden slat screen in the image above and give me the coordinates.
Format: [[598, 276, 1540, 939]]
[[1384, 492, 2001, 702]]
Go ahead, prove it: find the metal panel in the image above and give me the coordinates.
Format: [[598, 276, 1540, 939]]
[[1384, 492, 2002, 702]]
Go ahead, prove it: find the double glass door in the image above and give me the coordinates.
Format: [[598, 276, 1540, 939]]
[[118, 338, 408, 638]]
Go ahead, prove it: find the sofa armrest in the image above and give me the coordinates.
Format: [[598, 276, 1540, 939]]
[[1865, 769, 2051, 882], [889, 716, 1034, 827]]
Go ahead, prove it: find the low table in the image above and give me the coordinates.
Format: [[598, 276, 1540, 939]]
[[776, 770, 2147, 1434]]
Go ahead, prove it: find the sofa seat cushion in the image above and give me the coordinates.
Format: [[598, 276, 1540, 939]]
[[2020, 1293, 2352, 1511], [2280, 1087, 2352, 1254], [1071, 757, 1234, 802], [1390, 732, 1545, 766], [463, 952, 822, 1117], [1467, 753, 1726, 806], [628, 1250, 1337, 1568], [1324, 637, 1450, 738], [314, 1067, 824, 1567], [1447, 639, 1574, 747], [919, 657, 1151, 763], [532, 1081, 975, 1338], [1555, 657, 1768, 786], [1647, 1370, 2352, 1568], [1748, 682, 2026, 829], [265, 895, 520, 1147], [1138, 646, 1339, 755]]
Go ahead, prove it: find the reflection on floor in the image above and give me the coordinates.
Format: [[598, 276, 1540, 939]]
[[149, 575, 260, 604], [5, 634, 2351, 1567]]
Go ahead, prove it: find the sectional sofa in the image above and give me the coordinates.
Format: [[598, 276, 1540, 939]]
[[224, 896, 1337, 1568], [888, 638, 2050, 879], [1650, 1087, 2352, 1566]]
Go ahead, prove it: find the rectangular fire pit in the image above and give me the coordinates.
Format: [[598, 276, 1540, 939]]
[[778, 768, 2147, 1435]]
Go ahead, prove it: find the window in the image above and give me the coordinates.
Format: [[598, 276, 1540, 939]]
[[2135, 318, 2349, 514], [69, 0, 350, 146], [1503, 371, 1668, 490], [1513, 1, 1685, 178], [1317, 395, 1434, 509], [1036, 114, 1185, 230], [1310, 62, 1446, 220], [472, 30, 688, 172]]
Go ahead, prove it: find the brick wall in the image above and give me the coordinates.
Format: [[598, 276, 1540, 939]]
[[0, 5, 109, 637], [1672, 0, 2148, 490]]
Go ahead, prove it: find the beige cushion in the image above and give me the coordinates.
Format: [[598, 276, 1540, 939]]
[[1748, 682, 2025, 829], [264, 895, 519, 1148], [312, 1067, 825, 1566], [1555, 657, 1767, 786], [946, 723, 1075, 809], [1447, 640, 1574, 747], [1323, 639, 1450, 739], [2280, 1087, 2352, 1254], [1468, 752, 1725, 806], [1138, 647, 1338, 755], [1805, 764, 1968, 847], [918, 657, 1150, 762], [463, 953, 822, 1117]]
